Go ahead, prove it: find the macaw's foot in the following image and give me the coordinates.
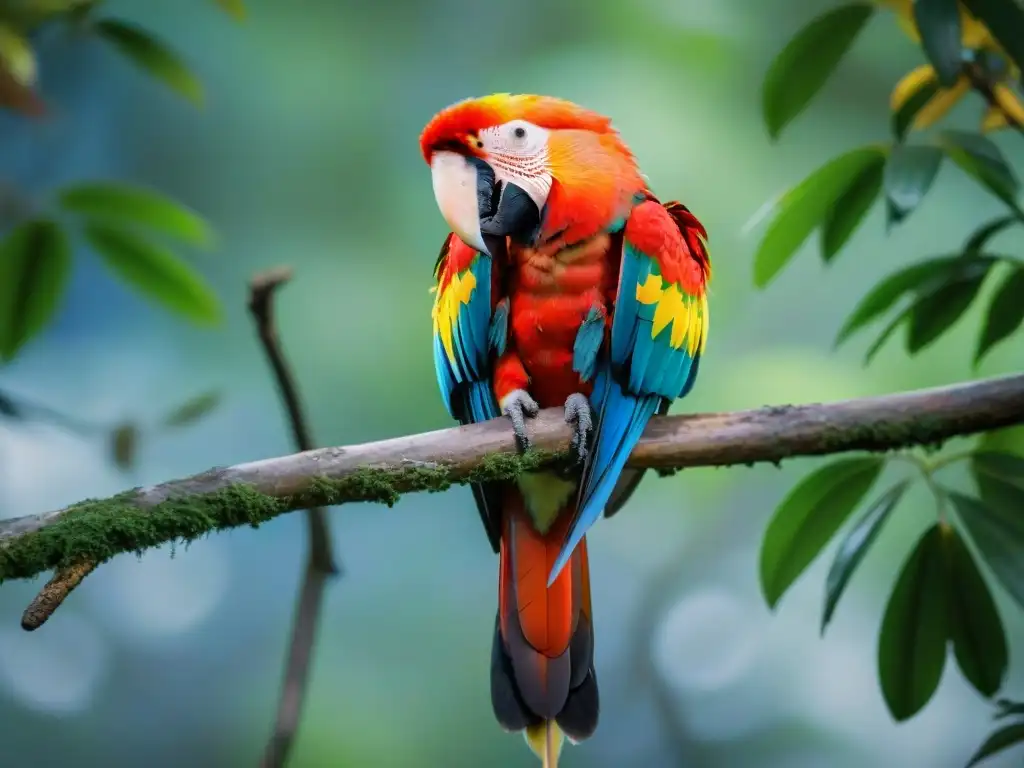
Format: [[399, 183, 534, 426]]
[[564, 393, 593, 466], [502, 389, 540, 452]]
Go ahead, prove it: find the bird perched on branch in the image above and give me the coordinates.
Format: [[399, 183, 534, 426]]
[[420, 94, 711, 766]]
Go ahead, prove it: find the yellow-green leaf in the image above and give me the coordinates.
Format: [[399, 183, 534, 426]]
[[84, 223, 221, 326], [162, 391, 220, 427], [58, 182, 214, 248], [215, 0, 246, 21], [110, 421, 138, 471], [0, 220, 72, 361], [0, 23, 36, 85], [753, 145, 888, 287], [759, 456, 885, 609], [95, 19, 203, 106], [877, 524, 949, 721]]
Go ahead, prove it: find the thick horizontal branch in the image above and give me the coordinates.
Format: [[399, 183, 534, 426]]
[[0, 373, 1022, 583]]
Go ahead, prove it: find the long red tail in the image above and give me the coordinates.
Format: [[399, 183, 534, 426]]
[[490, 488, 599, 763]]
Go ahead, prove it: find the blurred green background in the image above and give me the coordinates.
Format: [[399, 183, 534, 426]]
[[0, 0, 1022, 765]]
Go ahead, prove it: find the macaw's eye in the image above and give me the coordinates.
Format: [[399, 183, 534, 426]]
[[513, 126, 526, 139]]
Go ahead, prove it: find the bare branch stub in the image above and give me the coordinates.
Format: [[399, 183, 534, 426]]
[[248, 266, 339, 768], [21, 560, 97, 631]]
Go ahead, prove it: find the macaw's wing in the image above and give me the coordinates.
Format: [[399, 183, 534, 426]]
[[549, 199, 710, 583], [432, 232, 508, 551]]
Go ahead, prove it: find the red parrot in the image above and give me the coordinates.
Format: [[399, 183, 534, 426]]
[[420, 94, 710, 765]]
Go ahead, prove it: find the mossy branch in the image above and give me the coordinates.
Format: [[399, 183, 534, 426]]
[[1, 373, 1022, 583]]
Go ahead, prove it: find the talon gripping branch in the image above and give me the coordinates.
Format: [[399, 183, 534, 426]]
[[420, 94, 712, 766]]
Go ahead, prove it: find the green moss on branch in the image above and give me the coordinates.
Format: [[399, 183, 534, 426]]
[[0, 449, 563, 583]]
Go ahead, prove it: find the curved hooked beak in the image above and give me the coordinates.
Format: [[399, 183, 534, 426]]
[[430, 150, 544, 255]]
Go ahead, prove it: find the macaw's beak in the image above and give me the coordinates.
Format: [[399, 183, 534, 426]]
[[430, 150, 541, 255]]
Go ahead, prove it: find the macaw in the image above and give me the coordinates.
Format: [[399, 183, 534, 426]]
[[420, 94, 710, 766]]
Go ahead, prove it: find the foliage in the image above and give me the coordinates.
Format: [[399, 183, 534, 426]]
[[756, 2, 1024, 763], [0, 8, 236, 482]]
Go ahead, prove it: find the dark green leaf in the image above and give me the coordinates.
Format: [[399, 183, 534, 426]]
[[0, 219, 71, 361], [820, 152, 885, 261], [976, 265, 1024, 364], [162, 390, 220, 427], [865, 306, 913, 364], [961, 0, 1024, 78], [892, 76, 941, 141], [835, 255, 965, 345], [971, 451, 1024, 519], [884, 144, 944, 220], [877, 524, 949, 721], [0, 391, 21, 418], [58, 182, 213, 247], [761, 3, 875, 140], [949, 492, 1024, 612], [754, 145, 888, 287], [914, 0, 964, 86], [995, 699, 1024, 719], [95, 19, 203, 106], [906, 269, 989, 353], [110, 421, 138, 471], [938, 130, 1021, 210], [964, 215, 1018, 253], [821, 480, 908, 633], [759, 456, 884, 609], [885, 196, 909, 231], [944, 527, 1008, 698], [965, 721, 1024, 767], [83, 223, 221, 325]]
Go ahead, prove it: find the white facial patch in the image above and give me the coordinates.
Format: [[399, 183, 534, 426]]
[[478, 120, 552, 211]]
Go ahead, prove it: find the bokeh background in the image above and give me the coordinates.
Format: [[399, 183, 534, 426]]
[[0, 0, 1022, 766]]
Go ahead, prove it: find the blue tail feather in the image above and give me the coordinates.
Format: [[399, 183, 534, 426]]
[[547, 367, 661, 586]]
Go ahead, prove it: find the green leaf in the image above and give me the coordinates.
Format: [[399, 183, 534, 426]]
[[58, 182, 214, 248], [938, 130, 1021, 210], [0, 23, 36, 85], [995, 699, 1024, 719], [820, 151, 885, 261], [754, 145, 888, 287], [975, 265, 1024, 364], [949, 491, 1024, 612], [0, 220, 72, 362], [971, 451, 1024, 515], [95, 19, 203, 106], [964, 215, 1018, 253], [965, 721, 1024, 767], [215, 0, 246, 21], [83, 223, 221, 326], [892, 76, 941, 141], [944, 527, 1008, 698], [0, 391, 22, 419], [877, 524, 949, 722], [835, 255, 963, 345], [759, 456, 884, 609], [884, 144, 944, 221], [914, 0, 964, 86], [162, 390, 220, 427], [821, 480, 908, 634], [961, 0, 1024, 77], [864, 305, 913, 364], [110, 421, 138, 471], [906, 267, 990, 353], [761, 3, 875, 140]]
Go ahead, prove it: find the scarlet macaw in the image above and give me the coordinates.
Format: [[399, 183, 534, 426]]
[[420, 94, 710, 765]]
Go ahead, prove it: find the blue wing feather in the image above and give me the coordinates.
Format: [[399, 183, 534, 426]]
[[547, 213, 709, 586]]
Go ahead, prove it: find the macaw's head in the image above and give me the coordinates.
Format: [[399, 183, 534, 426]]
[[420, 93, 646, 254]]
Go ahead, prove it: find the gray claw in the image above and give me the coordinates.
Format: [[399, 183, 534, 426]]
[[564, 392, 593, 465], [502, 389, 540, 452]]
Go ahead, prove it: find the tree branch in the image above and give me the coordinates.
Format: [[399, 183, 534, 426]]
[[0, 373, 1022, 584], [247, 266, 339, 768]]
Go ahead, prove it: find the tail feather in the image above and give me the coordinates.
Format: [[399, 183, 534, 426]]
[[491, 488, 600, 763]]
